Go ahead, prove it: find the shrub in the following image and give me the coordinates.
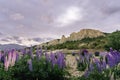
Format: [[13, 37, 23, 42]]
[[94, 52, 100, 56], [105, 31, 120, 51]]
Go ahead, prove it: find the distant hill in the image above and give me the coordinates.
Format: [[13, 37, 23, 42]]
[[0, 36, 53, 50], [40, 29, 107, 47], [0, 44, 26, 50], [0, 36, 53, 47]]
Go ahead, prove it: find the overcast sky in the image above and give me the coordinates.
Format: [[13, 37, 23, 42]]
[[0, 0, 120, 38]]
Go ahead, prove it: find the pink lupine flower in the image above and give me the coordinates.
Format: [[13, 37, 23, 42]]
[[4, 56, 10, 71], [11, 51, 16, 66], [8, 51, 12, 62]]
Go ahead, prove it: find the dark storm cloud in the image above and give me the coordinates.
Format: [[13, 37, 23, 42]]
[[0, 0, 120, 38]]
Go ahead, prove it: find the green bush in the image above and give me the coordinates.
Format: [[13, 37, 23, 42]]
[[105, 31, 120, 51]]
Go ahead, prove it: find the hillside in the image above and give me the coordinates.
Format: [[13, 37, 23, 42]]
[[41, 29, 106, 46], [45, 36, 107, 50], [39, 29, 107, 50], [29, 30, 120, 53]]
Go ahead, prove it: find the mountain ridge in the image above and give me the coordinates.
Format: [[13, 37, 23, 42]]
[[0, 44, 26, 50], [0, 36, 53, 50]]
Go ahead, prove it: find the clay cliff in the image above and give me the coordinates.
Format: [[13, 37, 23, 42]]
[[41, 29, 106, 46]]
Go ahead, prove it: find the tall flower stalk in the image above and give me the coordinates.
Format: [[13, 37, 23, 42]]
[[27, 59, 33, 71]]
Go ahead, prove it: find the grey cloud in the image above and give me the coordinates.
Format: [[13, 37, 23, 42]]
[[1, 38, 9, 42], [102, 7, 120, 15], [0, 0, 120, 38], [0, 32, 3, 35]]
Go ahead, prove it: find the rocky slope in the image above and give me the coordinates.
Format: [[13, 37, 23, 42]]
[[67, 29, 105, 41], [41, 29, 106, 46]]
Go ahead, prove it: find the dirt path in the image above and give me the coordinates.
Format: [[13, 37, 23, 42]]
[[66, 55, 84, 77]]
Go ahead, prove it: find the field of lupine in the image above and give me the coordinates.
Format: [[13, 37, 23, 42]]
[[75, 48, 120, 80], [0, 47, 120, 80]]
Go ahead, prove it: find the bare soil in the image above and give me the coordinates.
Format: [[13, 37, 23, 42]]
[[66, 55, 84, 77]]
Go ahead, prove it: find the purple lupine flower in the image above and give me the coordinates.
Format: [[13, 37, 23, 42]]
[[114, 50, 120, 64], [100, 52, 108, 57], [92, 58, 103, 72], [93, 58, 100, 64], [45, 53, 50, 62], [21, 49, 26, 55], [0, 52, 2, 61], [110, 47, 113, 52], [83, 49, 88, 53], [30, 47, 34, 59], [50, 53, 56, 67], [56, 53, 66, 69], [36, 47, 42, 57], [36, 47, 40, 60], [27, 59, 33, 71], [117, 51, 120, 63], [85, 54, 91, 64], [105, 53, 115, 68], [93, 58, 100, 63], [61, 53, 66, 67], [44, 47, 47, 54], [100, 61, 106, 70], [16, 52, 19, 62], [40, 47, 43, 55], [1, 54, 5, 63], [83, 49, 89, 57], [84, 70, 90, 77], [88, 63, 94, 71], [4, 49, 8, 55], [80, 49, 91, 64], [11, 49, 15, 53], [112, 51, 118, 64], [57, 56, 63, 68], [80, 55, 85, 63]]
